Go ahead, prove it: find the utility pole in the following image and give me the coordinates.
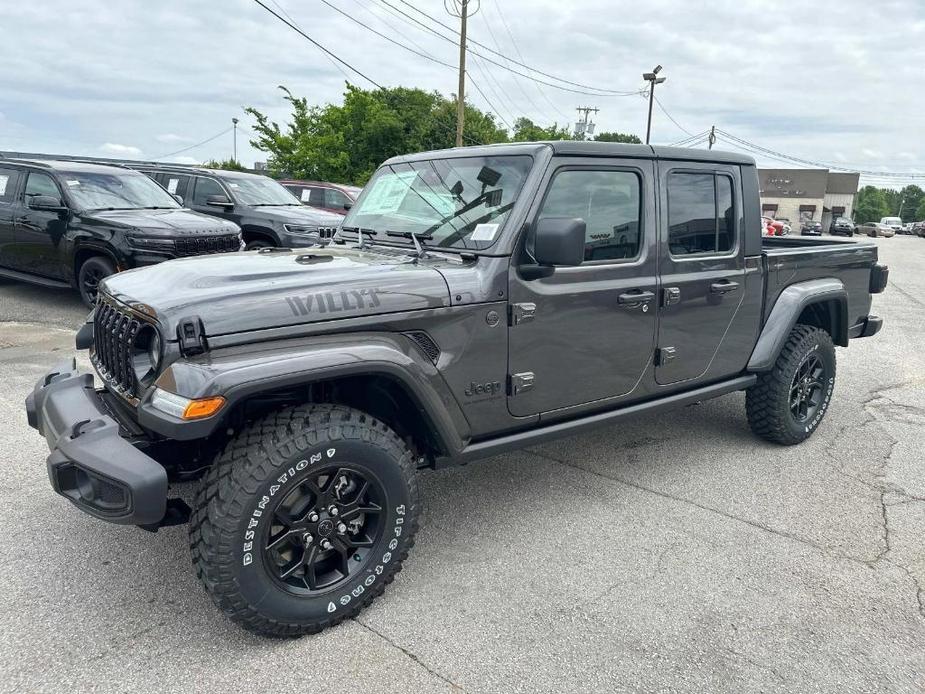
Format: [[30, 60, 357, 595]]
[[232, 117, 239, 162], [447, 0, 475, 148], [574, 106, 599, 140], [642, 65, 666, 145], [708, 125, 716, 150]]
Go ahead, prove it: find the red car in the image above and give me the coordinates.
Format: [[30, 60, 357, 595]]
[[762, 215, 785, 236], [280, 180, 363, 215]]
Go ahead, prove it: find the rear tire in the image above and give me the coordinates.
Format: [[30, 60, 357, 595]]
[[244, 238, 273, 250], [77, 255, 116, 307], [189, 404, 419, 637], [746, 324, 836, 445]]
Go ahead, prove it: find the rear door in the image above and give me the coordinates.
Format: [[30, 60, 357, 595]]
[[0, 167, 23, 269], [507, 158, 658, 417], [655, 162, 746, 385]]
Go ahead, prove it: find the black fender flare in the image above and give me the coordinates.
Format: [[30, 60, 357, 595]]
[[239, 224, 280, 246], [747, 278, 848, 372], [138, 332, 470, 456]]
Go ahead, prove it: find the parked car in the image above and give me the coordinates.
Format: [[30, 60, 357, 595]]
[[880, 216, 904, 233], [912, 221, 925, 237], [830, 217, 856, 237], [27, 141, 888, 636], [137, 166, 343, 248], [800, 219, 823, 236], [0, 159, 242, 305], [859, 222, 895, 237], [280, 180, 363, 215]]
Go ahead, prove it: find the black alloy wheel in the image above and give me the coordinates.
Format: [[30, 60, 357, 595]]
[[78, 256, 116, 307], [789, 353, 827, 424], [264, 465, 385, 595]]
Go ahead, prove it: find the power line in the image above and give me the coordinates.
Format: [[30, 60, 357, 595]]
[[252, 0, 383, 88], [653, 95, 694, 137], [319, 0, 455, 69], [466, 69, 512, 129], [268, 0, 352, 81], [155, 127, 233, 160], [668, 130, 709, 147], [378, 0, 645, 97]]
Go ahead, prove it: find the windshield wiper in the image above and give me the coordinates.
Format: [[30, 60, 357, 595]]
[[250, 203, 301, 207], [341, 225, 376, 249], [140, 206, 175, 209], [85, 207, 136, 211], [386, 230, 432, 258]]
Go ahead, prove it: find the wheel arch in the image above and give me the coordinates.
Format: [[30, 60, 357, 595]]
[[240, 224, 279, 246], [73, 244, 121, 286], [748, 278, 848, 372]]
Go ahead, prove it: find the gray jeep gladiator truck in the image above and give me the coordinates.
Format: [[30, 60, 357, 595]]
[[26, 142, 887, 636]]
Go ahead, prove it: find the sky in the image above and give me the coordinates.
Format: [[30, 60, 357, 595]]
[[1, 0, 923, 188]]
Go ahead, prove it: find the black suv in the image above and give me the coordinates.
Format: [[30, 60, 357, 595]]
[[0, 159, 242, 305], [137, 166, 343, 249], [830, 217, 856, 237]]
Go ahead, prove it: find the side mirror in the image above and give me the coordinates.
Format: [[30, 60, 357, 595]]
[[172, 194, 184, 205], [533, 217, 586, 267], [28, 195, 68, 213], [343, 201, 353, 211], [206, 194, 233, 208]]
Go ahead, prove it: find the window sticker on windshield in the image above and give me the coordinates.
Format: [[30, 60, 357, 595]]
[[470, 223, 499, 242], [301, 189, 312, 202], [0, 175, 7, 196], [167, 178, 179, 194], [358, 171, 418, 215], [228, 182, 239, 188], [65, 180, 80, 186]]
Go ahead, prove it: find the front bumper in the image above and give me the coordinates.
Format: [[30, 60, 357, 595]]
[[25, 360, 168, 526]]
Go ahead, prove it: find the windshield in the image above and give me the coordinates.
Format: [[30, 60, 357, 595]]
[[342, 155, 532, 250], [224, 175, 302, 206], [63, 170, 181, 211]]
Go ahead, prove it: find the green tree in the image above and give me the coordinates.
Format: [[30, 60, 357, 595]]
[[593, 131, 642, 144], [915, 199, 925, 222], [897, 185, 924, 222], [854, 185, 889, 224], [511, 117, 571, 142], [203, 158, 246, 171], [246, 85, 508, 185]]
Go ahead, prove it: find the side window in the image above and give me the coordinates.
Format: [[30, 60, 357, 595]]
[[324, 188, 350, 210], [0, 168, 21, 203], [284, 185, 303, 198], [191, 177, 225, 206], [667, 172, 736, 256], [538, 169, 642, 262], [160, 174, 190, 199], [24, 172, 61, 201], [304, 187, 325, 207]]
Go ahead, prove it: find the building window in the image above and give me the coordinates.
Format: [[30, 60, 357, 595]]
[[832, 206, 845, 216]]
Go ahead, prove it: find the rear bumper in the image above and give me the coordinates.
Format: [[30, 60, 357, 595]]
[[849, 316, 883, 339], [26, 360, 168, 526]]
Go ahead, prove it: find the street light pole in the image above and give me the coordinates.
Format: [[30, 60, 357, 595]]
[[232, 118, 239, 163], [642, 65, 666, 145]]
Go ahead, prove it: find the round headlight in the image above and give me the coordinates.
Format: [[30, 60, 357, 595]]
[[132, 325, 162, 383]]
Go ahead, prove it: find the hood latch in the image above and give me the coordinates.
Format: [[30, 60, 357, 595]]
[[177, 316, 207, 357]]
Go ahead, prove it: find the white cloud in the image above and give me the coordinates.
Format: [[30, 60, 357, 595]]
[[100, 142, 142, 156], [156, 133, 193, 144], [166, 155, 199, 165]]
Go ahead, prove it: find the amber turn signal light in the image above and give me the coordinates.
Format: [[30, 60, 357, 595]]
[[182, 396, 226, 420]]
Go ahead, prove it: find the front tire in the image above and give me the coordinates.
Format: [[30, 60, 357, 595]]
[[77, 255, 116, 307], [746, 324, 836, 445], [190, 404, 419, 637]]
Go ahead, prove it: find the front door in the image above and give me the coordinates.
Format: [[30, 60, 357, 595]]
[[14, 171, 70, 280], [655, 163, 746, 385], [507, 159, 658, 417]]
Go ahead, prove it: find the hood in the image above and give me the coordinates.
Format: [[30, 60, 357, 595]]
[[248, 205, 343, 226], [82, 207, 240, 235], [101, 246, 451, 337]]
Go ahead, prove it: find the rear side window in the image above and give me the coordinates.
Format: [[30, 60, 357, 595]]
[[667, 172, 736, 256], [24, 172, 61, 200], [0, 167, 21, 202], [157, 174, 190, 199], [324, 188, 350, 209], [191, 177, 225, 206], [539, 169, 642, 262]]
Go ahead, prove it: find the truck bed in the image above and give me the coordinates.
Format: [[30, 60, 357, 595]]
[[760, 235, 880, 329]]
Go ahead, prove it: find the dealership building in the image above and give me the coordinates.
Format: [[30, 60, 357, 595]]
[[758, 168, 860, 229]]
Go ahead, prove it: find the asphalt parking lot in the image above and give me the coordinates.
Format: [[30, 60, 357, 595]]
[[1, 235, 923, 693]]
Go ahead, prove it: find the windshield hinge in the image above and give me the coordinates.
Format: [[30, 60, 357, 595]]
[[177, 316, 207, 357]]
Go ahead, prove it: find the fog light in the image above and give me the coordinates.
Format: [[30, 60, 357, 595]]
[[151, 389, 225, 420]]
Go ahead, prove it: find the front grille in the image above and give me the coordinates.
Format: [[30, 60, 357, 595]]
[[91, 299, 144, 400], [174, 235, 241, 257]]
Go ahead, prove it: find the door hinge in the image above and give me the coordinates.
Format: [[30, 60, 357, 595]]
[[662, 287, 681, 307], [655, 347, 676, 366], [508, 372, 535, 396], [509, 302, 536, 326]]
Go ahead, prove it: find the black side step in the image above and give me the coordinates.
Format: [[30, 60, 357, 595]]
[[0, 266, 71, 289]]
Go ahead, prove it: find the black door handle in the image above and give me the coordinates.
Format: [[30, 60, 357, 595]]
[[710, 281, 739, 294], [618, 290, 656, 306]]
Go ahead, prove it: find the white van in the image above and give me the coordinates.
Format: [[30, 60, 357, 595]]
[[880, 217, 904, 232]]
